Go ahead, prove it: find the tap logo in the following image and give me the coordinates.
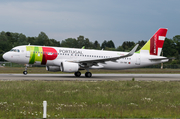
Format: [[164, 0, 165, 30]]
[[154, 34, 157, 54], [26, 46, 58, 65], [150, 28, 167, 55], [42, 47, 57, 65]]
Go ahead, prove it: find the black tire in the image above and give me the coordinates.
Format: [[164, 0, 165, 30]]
[[85, 72, 92, 78], [23, 71, 28, 75], [75, 71, 81, 77]]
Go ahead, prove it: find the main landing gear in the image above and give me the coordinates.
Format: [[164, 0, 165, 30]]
[[84, 68, 92, 78], [85, 72, 92, 78], [23, 64, 28, 75], [74, 71, 92, 78], [74, 71, 81, 77]]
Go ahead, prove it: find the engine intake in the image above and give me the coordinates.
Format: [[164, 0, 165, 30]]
[[60, 62, 79, 73]]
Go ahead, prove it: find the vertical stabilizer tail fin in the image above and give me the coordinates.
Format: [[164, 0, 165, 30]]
[[139, 28, 168, 56]]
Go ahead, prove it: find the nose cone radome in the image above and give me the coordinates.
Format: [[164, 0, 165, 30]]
[[3, 53, 9, 61]]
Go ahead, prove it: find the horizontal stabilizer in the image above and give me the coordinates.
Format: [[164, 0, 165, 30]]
[[149, 57, 174, 61], [149, 58, 168, 60]]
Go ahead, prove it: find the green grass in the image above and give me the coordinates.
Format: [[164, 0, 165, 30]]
[[0, 80, 180, 118]]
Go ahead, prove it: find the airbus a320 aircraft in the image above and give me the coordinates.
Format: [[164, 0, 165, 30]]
[[3, 28, 168, 77]]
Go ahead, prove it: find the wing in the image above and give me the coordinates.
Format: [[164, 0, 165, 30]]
[[68, 44, 139, 65]]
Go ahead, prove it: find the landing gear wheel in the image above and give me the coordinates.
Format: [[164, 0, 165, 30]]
[[74, 71, 81, 77], [23, 64, 29, 75], [23, 71, 28, 75], [85, 72, 92, 78]]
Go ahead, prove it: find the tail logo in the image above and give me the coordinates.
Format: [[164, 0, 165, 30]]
[[139, 28, 167, 56], [150, 28, 167, 56]]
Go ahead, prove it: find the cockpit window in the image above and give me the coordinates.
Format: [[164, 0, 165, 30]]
[[10, 49, 20, 52]]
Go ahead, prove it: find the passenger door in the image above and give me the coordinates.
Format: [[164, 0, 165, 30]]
[[26, 51, 30, 58], [135, 54, 141, 65]]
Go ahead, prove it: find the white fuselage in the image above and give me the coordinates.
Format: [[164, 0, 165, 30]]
[[3, 45, 168, 70]]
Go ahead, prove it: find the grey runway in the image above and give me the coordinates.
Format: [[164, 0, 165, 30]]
[[0, 74, 179, 81]]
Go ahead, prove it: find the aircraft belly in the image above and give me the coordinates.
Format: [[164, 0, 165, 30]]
[[33, 61, 42, 65], [46, 60, 54, 66], [102, 61, 135, 70]]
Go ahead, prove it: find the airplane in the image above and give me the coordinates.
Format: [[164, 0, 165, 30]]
[[3, 28, 168, 78]]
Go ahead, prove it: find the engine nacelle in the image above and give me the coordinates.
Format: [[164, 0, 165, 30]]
[[60, 62, 79, 73], [46, 66, 60, 72]]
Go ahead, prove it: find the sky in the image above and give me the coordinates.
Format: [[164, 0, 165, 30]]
[[0, 0, 180, 47]]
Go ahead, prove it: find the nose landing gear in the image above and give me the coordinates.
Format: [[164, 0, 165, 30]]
[[23, 71, 28, 75], [23, 64, 28, 75]]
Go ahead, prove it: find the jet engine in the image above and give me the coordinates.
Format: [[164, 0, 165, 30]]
[[60, 62, 79, 72], [46, 66, 60, 72]]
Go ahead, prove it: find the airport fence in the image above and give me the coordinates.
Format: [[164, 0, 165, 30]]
[[145, 64, 180, 69], [0, 62, 45, 67], [1, 62, 180, 69]]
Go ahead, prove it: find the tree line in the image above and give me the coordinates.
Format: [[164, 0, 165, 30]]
[[0, 31, 180, 64]]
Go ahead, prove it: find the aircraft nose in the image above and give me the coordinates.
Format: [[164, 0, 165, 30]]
[[3, 53, 9, 61]]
